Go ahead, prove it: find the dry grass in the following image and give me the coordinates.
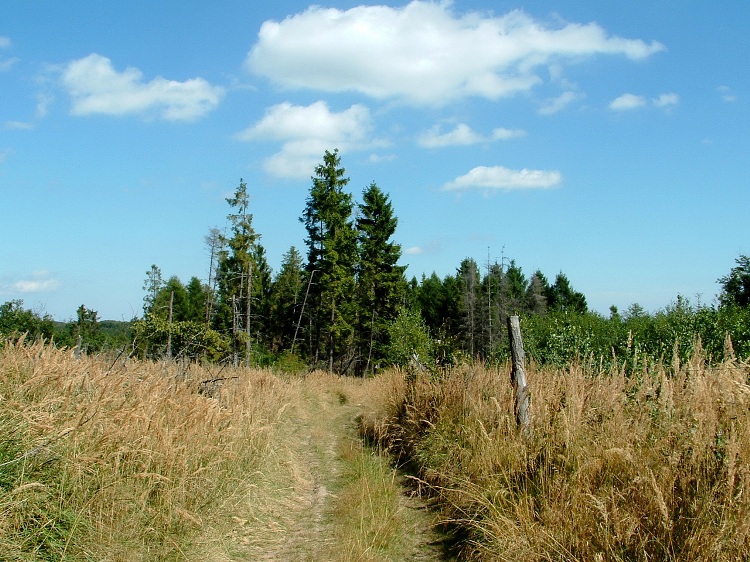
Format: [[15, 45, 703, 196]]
[[362, 349, 750, 561], [0, 338, 287, 561]]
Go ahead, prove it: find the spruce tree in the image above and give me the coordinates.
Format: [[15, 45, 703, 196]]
[[356, 182, 406, 374], [269, 246, 305, 352], [300, 149, 357, 371]]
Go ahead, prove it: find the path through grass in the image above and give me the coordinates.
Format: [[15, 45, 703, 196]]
[[226, 372, 452, 561]]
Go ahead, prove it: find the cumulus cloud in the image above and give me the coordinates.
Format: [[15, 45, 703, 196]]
[[609, 93, 647, 111], [610, 92, 679, 111], [418, 123, 526, 148], [246, 2, 664, 106], [444, 165, 562, 191], [237, 101, 384, 178], [59, 53, 224, 121]]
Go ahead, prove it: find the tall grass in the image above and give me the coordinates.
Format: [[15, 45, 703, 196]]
[[0, 338, 286, 560], [361, 346, 750, 561]]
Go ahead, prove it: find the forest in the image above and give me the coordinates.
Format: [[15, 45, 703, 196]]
[[3, 149, 750, 371]]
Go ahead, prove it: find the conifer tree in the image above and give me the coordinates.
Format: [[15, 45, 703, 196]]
[[215, 179, 268, 364], [269, 246, 305, 352], [356, 182, 406, 374], [300, 149, 357, 371]]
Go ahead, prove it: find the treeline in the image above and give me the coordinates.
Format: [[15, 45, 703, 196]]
[[2, 151, 749, 371]]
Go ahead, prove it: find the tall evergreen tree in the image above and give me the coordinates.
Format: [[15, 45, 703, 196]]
[[142, 264, 163, 317], [300, 149, 357, 371], [269, 246, 305, 352], [547, 272, 587, 313], [215, 179, 268, 364], [356, 182, 406, 374]]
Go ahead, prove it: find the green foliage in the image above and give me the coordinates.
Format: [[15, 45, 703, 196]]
[[518, 296, 750, 369], [385, 307, 434, 369], [356, 182, 407, 374], [300, 149, 358, 370], [269, 246, 305, 352], [132, 316, 228, 361], [718, 254, 750, 308], [0, 300, 55, 342]]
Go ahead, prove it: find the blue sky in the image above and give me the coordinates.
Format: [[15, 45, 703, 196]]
[[1, 1, 748, 321]]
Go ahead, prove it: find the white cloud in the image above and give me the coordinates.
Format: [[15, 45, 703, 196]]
[[653, 92, 679, 108], [539, 90, 583, 115], [717, 85, 737, 102], [404, 246, 423, 255], [444, 165, 562, 191], [59, 53, 225, 121], [0, 36, 10, 49], [247, 2, 664, 106], [418, 123, 525, 147], [609, 93, 647, 111], [237, 101, 383, 178], [0, 148, 12, 163], [5, 271, 60, 293], [610, 92, 679, 111]]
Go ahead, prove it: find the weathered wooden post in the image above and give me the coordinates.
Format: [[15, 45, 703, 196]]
[[507, 315, 531, 435]]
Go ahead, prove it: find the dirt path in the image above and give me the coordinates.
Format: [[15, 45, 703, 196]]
[[225, 377, 452, 561]]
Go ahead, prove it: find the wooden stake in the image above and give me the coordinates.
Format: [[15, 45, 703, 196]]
[[507, 315, 531, 435]]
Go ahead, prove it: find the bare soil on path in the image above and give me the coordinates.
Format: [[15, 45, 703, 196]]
[[224, 375, 453, 562]]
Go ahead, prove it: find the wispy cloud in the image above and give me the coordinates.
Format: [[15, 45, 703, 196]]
[[717, 85, 737, 102], [539, 90, 583, 115], [247, 2, 664, 106], [4, 121, 33, 130], [3, 271, 60, 294], [0, 35, 18, 72], [59, 53, 225, 121], [237, 101, 385, 178], [444, 165, 562, 191], [418, 123, 525, 148], [653, 92, 679, 108]]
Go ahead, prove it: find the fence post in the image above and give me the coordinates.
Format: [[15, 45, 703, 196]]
[[507, 315, 531, 435]]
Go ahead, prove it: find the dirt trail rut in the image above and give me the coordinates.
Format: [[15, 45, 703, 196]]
[[226, 379, 452, 561]]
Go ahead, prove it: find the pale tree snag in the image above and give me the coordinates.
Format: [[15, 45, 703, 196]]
[[507, 315, 531, 435]]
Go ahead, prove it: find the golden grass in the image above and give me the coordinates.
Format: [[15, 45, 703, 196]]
[[0, 338, 287, 560], [362, 351, 750, 561]]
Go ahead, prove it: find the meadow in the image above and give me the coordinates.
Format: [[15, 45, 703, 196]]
[[2, 336, 749, 561], [361, 342, 750, 561]]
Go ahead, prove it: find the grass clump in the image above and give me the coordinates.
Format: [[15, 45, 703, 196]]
[[363, 351, 750, 561], [0, 339, 286, 560]]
